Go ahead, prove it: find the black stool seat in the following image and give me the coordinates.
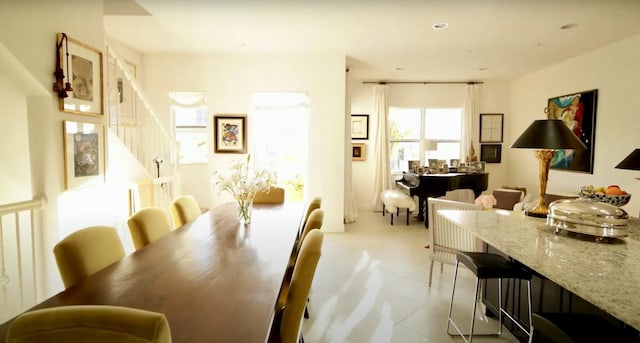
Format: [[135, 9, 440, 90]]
[[532, 313, 634, 343], [456, 252, 532, 280]]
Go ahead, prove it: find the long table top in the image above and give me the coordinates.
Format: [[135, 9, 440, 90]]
[[0, 202, 302, 342], [438, 209, 640, 331]]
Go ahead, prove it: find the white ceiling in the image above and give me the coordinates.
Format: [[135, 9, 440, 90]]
[[104, 0, 640, 81]]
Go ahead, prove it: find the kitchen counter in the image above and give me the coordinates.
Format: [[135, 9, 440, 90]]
[[438, 209, 640, 331]]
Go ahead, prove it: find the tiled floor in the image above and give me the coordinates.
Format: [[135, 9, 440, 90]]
[[303, 209, 519, 343]]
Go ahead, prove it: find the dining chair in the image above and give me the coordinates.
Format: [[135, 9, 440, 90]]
[[169, 195, 202, 228], [254, 186, 285, 204], [127, 207, 173, 250], [299, 197, 322, 233], [53, 226, 125, 289], [426, 197, 483, 287], [271, 230, 324, 343], [276, 208, 324, 316], [6, 305, 171, 343]]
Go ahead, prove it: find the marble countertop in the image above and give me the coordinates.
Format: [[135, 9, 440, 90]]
[[438, 209, 640, 331]]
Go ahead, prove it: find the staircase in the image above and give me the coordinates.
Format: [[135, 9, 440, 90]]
[[105, 44, 180, 211]]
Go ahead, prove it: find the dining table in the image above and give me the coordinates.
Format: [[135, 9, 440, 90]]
[[0, 201, 303, 343]]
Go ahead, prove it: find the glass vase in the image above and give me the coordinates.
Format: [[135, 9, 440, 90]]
[[237, 197, 254, 224]]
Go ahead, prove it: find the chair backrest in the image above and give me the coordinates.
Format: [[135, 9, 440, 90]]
[[280, 230, 324, 343], [297, 208, 324, 253], [427, 197, 483, 264], [53, 226, 125, 289], [6, 305, 171, 343], [300, 197, 322, 232], [440, 189, 475, 203], [169, 195, 201, 228], [253, 186, 285, 204], [493, 188, 525, 210], [127, 207, 172, 250]]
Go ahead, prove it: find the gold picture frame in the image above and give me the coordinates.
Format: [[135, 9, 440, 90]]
[[352, 143, 366, 161], [58, 34, 104, 116], [214, 115, 247, 154], [63, 120, 106, 189]]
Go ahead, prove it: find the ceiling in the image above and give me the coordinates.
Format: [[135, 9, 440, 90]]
[[103, 0, 640, 81]]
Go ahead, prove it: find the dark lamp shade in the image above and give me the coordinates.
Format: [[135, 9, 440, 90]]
[[511, 119, 587, 150], [615, 149, 640, 170]]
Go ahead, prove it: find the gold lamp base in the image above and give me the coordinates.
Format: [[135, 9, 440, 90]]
[[524, 149, 556, 218]]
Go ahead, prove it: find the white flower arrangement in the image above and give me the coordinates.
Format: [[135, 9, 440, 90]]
[[474, 194, 497, 210], [213, 154, 278, 202]]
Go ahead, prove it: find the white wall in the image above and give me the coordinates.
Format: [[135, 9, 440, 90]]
[[348, 79, 512, 209], [508, 34, 640, 214], [142, 53, 347, 232]]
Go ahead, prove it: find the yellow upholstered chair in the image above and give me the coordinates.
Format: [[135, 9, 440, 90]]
[[271, 230, 324, 343], [53, 226, 125, 289], [127, 207, 173, 250], [299, 197, 322, 234], [169, 195, 201, 228], [254, 186, 285, 204], [6, 305, 171, 343], [276, 208, 324, 313]]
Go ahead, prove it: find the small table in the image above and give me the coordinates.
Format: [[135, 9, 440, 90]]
[[0, 202, 302, 343]]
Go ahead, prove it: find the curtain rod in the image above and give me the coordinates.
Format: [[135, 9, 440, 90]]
[[361, 81, 483, 85]]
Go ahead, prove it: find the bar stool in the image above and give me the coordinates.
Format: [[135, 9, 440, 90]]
[[447, 251, 533, 343]]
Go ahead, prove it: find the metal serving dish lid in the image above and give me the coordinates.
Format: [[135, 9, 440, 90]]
[[547, 198, 629, 238]]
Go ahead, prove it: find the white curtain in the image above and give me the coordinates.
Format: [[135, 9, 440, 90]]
[[344, 72, 358, 223], [370, 84, 391, 211], [460, 84, 479, 161]]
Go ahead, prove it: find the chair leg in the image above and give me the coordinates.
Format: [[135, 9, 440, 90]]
[[406, 209, 410, 225], [304, 304, 309, 319], [382, 203, 386, 216], [390, 213, 394, 225]]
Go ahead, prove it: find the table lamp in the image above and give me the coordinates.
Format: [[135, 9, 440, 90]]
[[615, 149, 640, 179], [421, 139, 438, 164], [511, 119, 587, 218]]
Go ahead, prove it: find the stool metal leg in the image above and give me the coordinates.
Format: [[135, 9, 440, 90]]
[[447, 265, 532, 343]]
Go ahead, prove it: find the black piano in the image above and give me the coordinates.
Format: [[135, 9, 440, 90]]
[[395, 172, 489, 226]]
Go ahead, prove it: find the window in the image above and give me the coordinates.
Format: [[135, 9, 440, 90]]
[[389, 107, 462, 172], [252, 92, 308, 197], [170, 92, 207, 164]]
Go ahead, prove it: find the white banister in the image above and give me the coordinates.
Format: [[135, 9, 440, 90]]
[[0, 196, 43, 323]]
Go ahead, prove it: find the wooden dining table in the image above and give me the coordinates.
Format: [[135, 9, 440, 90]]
[[0, 202, 303, 343]]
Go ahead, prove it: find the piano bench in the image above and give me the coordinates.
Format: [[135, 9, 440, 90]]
[[381, 190, 416, 225]]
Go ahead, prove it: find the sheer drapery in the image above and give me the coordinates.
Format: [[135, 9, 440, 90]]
[[460, 84, 479, 161], [344, 73, 358, 223], [370, 84, 391, 211]]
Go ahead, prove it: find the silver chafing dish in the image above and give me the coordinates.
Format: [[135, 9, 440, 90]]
[[547, 198, 629, 238]]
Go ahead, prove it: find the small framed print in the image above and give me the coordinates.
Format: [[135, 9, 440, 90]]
[[408, 160, 420, 173], [352, 143, 366, 161], [481, 144, 502, 163], [450, 159, 460, 168], [214, 115, 247, 154], [58, 34, 104, 116], [63, 120, 106, 189], [350, 114, 369, 140], [480, 113, 504, 143]]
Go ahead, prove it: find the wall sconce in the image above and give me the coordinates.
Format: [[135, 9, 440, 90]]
[[53, 33, 73, 99]]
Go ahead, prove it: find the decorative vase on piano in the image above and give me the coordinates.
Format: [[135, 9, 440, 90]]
[[213, 154, 277, 224]]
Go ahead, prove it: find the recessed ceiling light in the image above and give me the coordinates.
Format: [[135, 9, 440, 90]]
[[560, 23, 578, 30], [432, 22, 448, 30], [478, 67, 488, 71], [395, 67, 405, 71]]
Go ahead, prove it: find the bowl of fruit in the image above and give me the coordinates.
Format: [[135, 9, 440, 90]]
[[580, 185, 631, 207]]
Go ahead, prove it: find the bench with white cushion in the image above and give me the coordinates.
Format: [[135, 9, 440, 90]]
[[381, 189, 416, 225]]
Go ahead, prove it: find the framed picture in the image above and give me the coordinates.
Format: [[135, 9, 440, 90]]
[[352, 143, 366, 161], [107, 55, 136, 125], [480, 113, 503, 143], [546, 89, 598, 174], [58, 34, 103, 116], [63, 120, 106, 189], [214, 115, 247, 154], [481, 144, 502, 163], [450, 159, 460, 168], [473, 161, 486, 173], [350, 114, 369, 140], [408, 160, 420, 173]]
